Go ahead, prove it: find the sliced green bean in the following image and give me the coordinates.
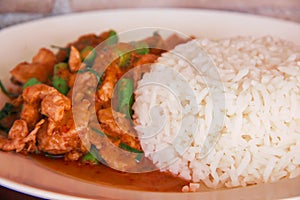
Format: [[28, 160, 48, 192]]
[[117, 50, 131, 68], [91, 126, 105, 137], [53, 63, 69, 95], [119, 143, 143, 153], [135, 153, 143, 163], [50, 45, 69, 51], [0, 80, 18, 98], [117, 78, 134, 118], [80, 46, 97, 68], [53, 76, 68, 95], [90, 144, 107, 165], [44, 153, 64, 159], [54, 63, 68, 75], [134, 42, 149, 55], [106, 30, 119, 46], [23, 78, 41, 89], [77, 68, 102, 85], [81, 152, 99, 165]]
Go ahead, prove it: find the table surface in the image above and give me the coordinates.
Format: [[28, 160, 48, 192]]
[[0, 1, 300, 199], [0, 186, 44, 200]]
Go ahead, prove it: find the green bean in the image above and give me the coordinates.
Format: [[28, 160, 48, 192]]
[[120, 142, 144, 163], [81, 152, 99, 165], [106, 30, 119, 46], [117, 78, 134, 118], [91, 126, 105, 137], [53, 63, 69, 95], [80, 46, 97, 68], [0, 80, 18, 98], [135, 153, 143, 163], [53, 76, 68, 95], [82, 144, 108, 165], [77, 68, 102, 85], [23, 78, 41, 89], [0, 102, 20, 133], [44, 153, 64, 159], [134, 42, 149, 55], [117, 50, 131, 68], [119, 142, 144, 163], [119, 142, 143, 153], [50, 45, 69, 51], [54, 63, 68, 75]]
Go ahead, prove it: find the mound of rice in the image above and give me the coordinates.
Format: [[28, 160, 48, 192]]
[[133, 36, 300, 191]]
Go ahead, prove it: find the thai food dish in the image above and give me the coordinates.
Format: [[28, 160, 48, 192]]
[[0, 29, 299, 192]]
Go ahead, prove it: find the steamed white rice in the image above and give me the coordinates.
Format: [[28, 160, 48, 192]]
[[133, 36, 300, 191]]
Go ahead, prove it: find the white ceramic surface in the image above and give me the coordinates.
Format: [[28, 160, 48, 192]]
[[0, 9, 300, 200]]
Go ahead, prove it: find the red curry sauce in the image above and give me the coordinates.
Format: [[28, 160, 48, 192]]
[[32, 155, 190, 192]]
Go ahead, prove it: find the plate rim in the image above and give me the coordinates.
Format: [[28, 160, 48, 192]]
[[0, 8, 300, 32]]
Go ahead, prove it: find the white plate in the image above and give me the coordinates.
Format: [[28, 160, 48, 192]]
[[0, 8, 300, 200]]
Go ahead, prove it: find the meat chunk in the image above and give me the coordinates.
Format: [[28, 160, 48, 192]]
[[20, 103, 40, 130], [22, 84, 57, 104], [56, 31, 112, 62], [164, 33, 192, 50], [0, 120, 29, 152], [10, 48, 56, 84], [97, 108, 141, 151], [87, 127, 139, 172], [68, 46, 82, 72], [37, 114, 86, 159], [21, 84, 70, 130], [0, 119, 44, 152], [97, 64, 122, 102], [134, 54, 158, 67], [41, 92, 71, 122], [41, 92, 71, 136], [20, 84, 86, 159]]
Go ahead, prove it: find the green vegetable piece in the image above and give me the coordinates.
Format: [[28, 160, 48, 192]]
[[80, 46, 94, 59], [77, 68, 102, 85], [117, 50, 131, 68], [81, 152, 99, 165], [0, 102, 19, 133], [53, 63, 69, 95], [23, 78, 41, 89], [0, 103, 14, 120], [0, 80, 18, 98], [44, 153, 64, 159], [53, 76, 69, 95], [91, 126, 105, 137], [119, 143, 143, 153], [117, 78, 134, 118], [54, 63, 68, 75], [89, 144, 107, 165], [135, 42, 149, 55], [106, 30, 119, 46], [50, 45, 69, 51], [80, 46, 97, 68], [118, 98, 133, 119], [135, 153, 143, 163], [153, 31, 160, 37]]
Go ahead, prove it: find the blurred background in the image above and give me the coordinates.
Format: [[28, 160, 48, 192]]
[[0, 0, 299, 29]]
